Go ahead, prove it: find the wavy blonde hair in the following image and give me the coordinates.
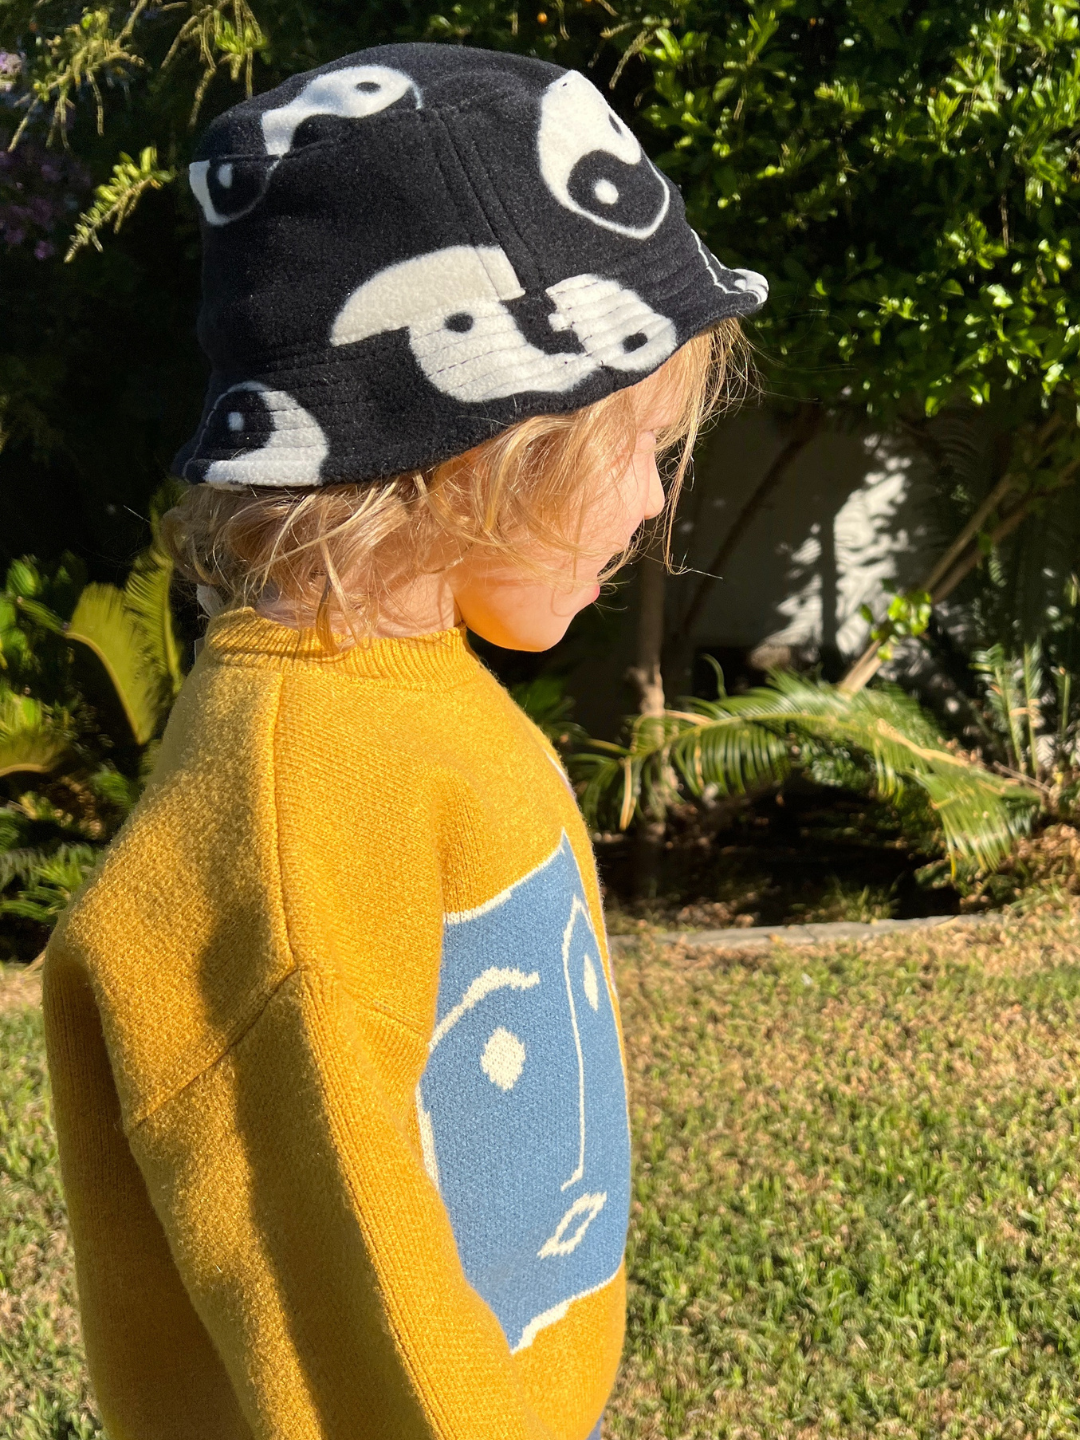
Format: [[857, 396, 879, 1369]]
[[162, 318, 750, 649]]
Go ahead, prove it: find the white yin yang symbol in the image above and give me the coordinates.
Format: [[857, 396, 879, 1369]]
[[331, 245, 597, 402], [546, 273, 677, 372], [537, 71, 670, 239], [195, 381, 329, 488], [189, 155, 276, 227], [693, 232, 770, 309], [260, 65, 423, 157], [190, 65, 422, 226]]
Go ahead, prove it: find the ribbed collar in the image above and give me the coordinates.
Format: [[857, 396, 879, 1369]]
[[201, 608, 481, 687]]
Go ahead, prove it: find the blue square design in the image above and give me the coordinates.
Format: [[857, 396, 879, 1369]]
[[417, 833, 631, 1352]]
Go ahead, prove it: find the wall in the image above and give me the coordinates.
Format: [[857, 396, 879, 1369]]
[[569, 404, 940, 741]]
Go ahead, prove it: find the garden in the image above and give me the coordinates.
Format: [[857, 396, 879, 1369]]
[[8, 912, 1080, 1438], [3, 0, 1080, 1434]]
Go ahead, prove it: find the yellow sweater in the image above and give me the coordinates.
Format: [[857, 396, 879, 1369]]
[[42, 610, 630, 1440]]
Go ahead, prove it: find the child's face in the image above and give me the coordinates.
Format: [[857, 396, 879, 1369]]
[[448, 378, 674, 652]]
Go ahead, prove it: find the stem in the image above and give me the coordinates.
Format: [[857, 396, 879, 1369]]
[[674, 404, 823, 646], [628, 553, 667, 899], [628, 553, 666, 719], [840, 444, 1079, 696], [1023, 645, 1041, 783]]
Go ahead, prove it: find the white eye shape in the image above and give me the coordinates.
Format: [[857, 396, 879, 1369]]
[[196, 381, 329, 488], [481, 1027, 526, 1091], [582, 952, 600, 1011], [189, 156, 274, 227], [537, 1191, 608, 1258], [261, 64, 422, 157], [537, 71, 670, 239]]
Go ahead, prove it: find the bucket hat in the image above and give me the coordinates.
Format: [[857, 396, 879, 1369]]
[[172, 41, 768, 488]]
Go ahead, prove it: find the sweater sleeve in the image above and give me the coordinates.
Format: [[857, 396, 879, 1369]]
[[124, 957, 561, 1440]]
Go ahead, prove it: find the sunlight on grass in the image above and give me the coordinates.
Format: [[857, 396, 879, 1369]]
[[0, 994, 100, 1439], [611, 909, 1080, 1438], [4, 912, 1080, 1438]]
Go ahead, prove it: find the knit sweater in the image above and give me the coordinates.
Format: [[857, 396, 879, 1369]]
[[41, 610, 631, 1440]]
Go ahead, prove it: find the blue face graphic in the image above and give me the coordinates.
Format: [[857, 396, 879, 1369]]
[[416, 833, 631, 1352]]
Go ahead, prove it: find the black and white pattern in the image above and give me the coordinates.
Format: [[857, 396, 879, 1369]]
[[537, 70, 670, 239], [173, 43, 768, 489], [191, 382, 328, 487]]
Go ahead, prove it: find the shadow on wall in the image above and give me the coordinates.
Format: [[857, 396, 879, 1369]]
[[665, 407, 938, 690], [567, 407, 940, 740]]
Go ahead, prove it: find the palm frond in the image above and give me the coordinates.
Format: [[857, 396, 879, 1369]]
[[66, 583, 167, 745], [0, 687, 74, 779], [87, 762, 143, 815], [0, 840, 90, 891], [0, 843, 98, 924], [574, 673, 1038, 872], [511, 673, 587, 749], [123, 543, 184, 702]]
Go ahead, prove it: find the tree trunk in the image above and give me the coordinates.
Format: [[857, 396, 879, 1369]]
[[840, 438, 1079, 695], [628, 553, 666, 719], [627, 553, 667, 899]]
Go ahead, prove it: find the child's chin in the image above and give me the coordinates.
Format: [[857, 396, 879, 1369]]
[[471, 614, 575, 653]]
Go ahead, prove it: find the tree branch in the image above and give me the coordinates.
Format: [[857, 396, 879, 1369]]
[[674, 403, 822, 645]]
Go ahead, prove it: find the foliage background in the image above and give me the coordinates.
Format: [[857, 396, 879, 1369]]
[[5, 0, 1079, 571], [1, 0, 1078, 943]]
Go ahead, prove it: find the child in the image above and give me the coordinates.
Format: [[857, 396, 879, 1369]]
[[41, 41, 765, 1440]]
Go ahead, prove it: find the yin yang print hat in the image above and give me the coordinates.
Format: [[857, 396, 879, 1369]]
[[172, 42, 768, 490]]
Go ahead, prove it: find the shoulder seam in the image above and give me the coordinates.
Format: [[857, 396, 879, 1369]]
[[127, 962, 303, 1133]]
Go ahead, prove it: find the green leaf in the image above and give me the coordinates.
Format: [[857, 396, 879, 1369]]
[[65, 147, 178, 262], [574, 674, 1036, 872], [0, 688, 73, 780], [66, 583, 169, 746]]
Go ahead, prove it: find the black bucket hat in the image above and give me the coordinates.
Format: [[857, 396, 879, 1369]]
[[172, 41, 768, 489]]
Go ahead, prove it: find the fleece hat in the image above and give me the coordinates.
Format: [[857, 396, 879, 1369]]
[[172, 42, 768, 489]]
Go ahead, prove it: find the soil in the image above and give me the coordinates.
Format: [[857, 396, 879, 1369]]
[[595, 776, 967, 932]]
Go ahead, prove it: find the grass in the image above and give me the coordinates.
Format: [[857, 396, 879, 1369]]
[[611, 907, 1080, 1439], [0, 975, 99, 1439], [4, 909, 1080, 1438]]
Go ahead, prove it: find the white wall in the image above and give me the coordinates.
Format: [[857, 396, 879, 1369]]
[[670, 405, 936, 666], [569, 404, 941, 739]]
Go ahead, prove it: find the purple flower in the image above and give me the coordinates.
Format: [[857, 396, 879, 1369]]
[[0, 125, 91, 252], [27, 196, 53, 226]]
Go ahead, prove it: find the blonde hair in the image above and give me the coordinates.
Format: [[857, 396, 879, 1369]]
[[162, 318, 750, 650]]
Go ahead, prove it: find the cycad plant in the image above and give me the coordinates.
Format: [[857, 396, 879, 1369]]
[[510, 673, 588, 753], [0, 483, 187, 952], [574, 667, 1039, 882], [971, 634, 1080, 811]]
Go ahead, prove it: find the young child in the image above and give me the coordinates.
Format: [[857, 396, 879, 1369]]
[[41, 41, 765, 1440]]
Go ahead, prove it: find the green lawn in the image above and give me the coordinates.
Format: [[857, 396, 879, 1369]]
[[5, 910, 1080, 1438]]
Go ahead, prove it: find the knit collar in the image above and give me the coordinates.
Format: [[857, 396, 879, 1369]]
[[201, 607, 480, 686]]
